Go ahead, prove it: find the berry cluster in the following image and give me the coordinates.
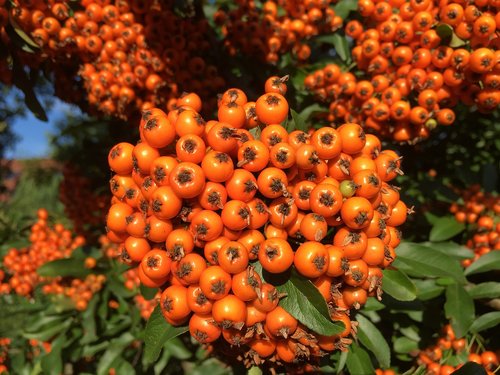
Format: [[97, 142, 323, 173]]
[[123, 267, 159, 320], [416, 324, 499, 375], [450, 185, 500, 224], [449, 185, 499, 267], [3, 0, 225, 118], [105, 77, 408, 370], [0, 338, 52, 373], [0, 338, 9, 374], [305, 0, 499, 142], [134, 294, 159, 320], [0, 209, 106, 311], [42, 274, 106, 311], [214, 0, 343, 63], [0, 209, 84, 296], [28, 339, 52, 359], [99, 234, 121, 259]]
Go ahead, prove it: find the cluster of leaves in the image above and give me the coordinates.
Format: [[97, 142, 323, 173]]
[[388, 220, 500, 369]]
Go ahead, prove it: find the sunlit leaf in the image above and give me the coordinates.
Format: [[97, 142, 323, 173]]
[[356, 314, 390, 368], [429, 216, 465, 242], [37, 258, 92, 278], [395, 242, 466, 283], [464, 251, 500, 276], [467, 282, 500, 299], [96, 332, 135, 375], [346, 342, 374, 375], [41, 334, 65, 375], [444, 282, 475, 338], [333, 0, 358, 19], [470, 312, 500, 333], [143, 306, 188, 365], [382, 269, 417, 301]]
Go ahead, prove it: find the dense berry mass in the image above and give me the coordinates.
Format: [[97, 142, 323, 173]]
[[105, 77, 409, 371], [305, 0, 499, 143]]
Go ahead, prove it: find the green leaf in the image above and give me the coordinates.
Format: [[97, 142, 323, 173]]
[[80, 295, 99, 345], [184, 358, 231, 375], [464, 251, 500, 276], [337, 350, 348, 374], [402, 366, 427, 375], [248, 367, 263, 375], [407, 310, 424, 323], [300, 103, 327, 122], [290, 109, 305, 132], [113, 358, 136, 374], [314, 33, 336, 46], [451, 362, 487, 375], [435, 24, 453, 41], [363, 297, 385, 311], [140, 284, 159, 300], [24, 314, 65, 333], [346, 342, 375, 375], [102, 315, 131, 337], [470, 312, 500, 333], [82, 342, 109, 357], [153, 346, 171, 375], [444, 282, 475, 338], [422, 242, 474, 259], [49, 294, 77, 314], [96, 332, 135, 375], [5, 19, 39, 50], [400, 326, 420, 342], [164, 338, 191, 360], [467, 282, 500, 299], [393, 337, 419, 354], [333, 0, 358, 19], [23, 318, 72, 341], [98, 289, 110, 318], [435, 22, 466, 48], [11, 56, 48, 121], [449, 351, 469, 367], [395, 242, 466, 283], [424, 212, 440, 225], [9, 351, 27, 375], [356, 314, 390, 368], [382, 269, 417, 301], [449, 33, 467, 48], [249, 126, 261, 139], [71, 245, 103, 260], [31, 360, 43, 375], [414, 279, 445, 301], [277, 270, 344, 336], [107, 276, 135, 299], [41, 334, 64, 375], [37, 257, 91, 278], [332, 34, 350, 62], [287, 104, 328, 131], [436, 277, 456, 286], [429, 217, 465, 242], [143, 305, 188, 365]]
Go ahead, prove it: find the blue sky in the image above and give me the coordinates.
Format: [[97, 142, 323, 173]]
[[5, 94, 81, 160]]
